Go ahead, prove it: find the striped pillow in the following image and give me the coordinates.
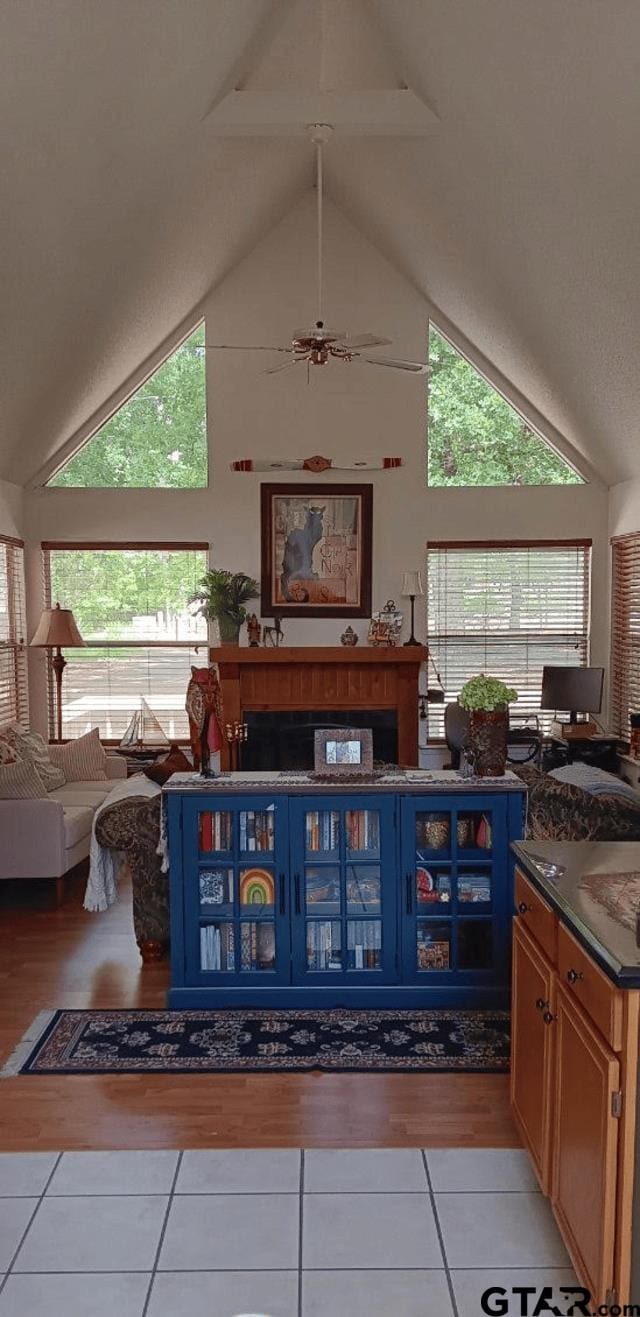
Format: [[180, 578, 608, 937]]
[[10, 725, 66, 790], [49, 728, 108, 781], [0, 759, 48, 799]]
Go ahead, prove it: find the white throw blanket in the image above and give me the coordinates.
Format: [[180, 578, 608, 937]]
[[84, 774, 161, 912]]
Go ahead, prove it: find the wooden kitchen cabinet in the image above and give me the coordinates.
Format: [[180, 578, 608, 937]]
[[552, 983, 620, 1303], [511, 865, 640, 1309], [511, 919, 556, 1192]]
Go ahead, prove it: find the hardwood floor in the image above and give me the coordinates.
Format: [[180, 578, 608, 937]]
[[0, 872, 519, 1151]]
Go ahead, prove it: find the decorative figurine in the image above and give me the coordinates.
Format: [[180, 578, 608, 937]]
[[263, 614, 284, 647], [340, 625, 358, 646], [368, 600, 403, 646], [246, 613, 261, 647]]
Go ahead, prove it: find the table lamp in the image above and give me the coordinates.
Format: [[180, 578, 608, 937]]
[[401, 571, 424, 646], [31, 603, 86, 742]]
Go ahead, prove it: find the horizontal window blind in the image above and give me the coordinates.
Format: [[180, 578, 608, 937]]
[[43, 543, 208, 741], [426, 541, 591, 739], [611, 532, 640, 737], [0, 536, 28, 729]]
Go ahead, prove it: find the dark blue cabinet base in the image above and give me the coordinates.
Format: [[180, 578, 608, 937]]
[[165, 785, 525, 1010]]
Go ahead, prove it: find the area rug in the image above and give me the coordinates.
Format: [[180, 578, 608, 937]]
[[7, 1008, 510, 1075]]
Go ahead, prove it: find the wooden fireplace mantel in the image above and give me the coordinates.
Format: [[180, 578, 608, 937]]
[[210, 645, 428, 769]]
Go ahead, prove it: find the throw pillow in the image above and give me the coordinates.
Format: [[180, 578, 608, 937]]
[[0, 758, 48, 799], [0, 729, 19, 765], [144, 744, 192, 785], [48, 727, 108, 781], [10, 725, 66, 790]]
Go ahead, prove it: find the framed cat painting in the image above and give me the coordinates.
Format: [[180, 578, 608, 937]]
[[260, 483, 373, 618]]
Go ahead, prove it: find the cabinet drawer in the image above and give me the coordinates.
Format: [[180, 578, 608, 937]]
[[557, 924, 623, 1051], [514, 869, 557, 963]]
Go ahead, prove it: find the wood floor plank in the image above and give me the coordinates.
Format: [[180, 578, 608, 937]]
[[0, 873, 519, 1150]]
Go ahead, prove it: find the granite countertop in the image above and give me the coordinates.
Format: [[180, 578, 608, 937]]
[[512, 840, 640, 987], [163, 768, 527, 796]]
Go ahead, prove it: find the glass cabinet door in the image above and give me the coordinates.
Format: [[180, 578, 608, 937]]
[[401, 795, 507, 984], [182, 797, 289, 984], [290, 796, 396, 984]]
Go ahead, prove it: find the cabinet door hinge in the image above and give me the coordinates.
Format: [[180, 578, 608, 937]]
[[611, 1090, 623, 1119]]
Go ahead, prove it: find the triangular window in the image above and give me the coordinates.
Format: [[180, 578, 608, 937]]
[[49, 324, 207, 488], [427, 325, 583, 487]]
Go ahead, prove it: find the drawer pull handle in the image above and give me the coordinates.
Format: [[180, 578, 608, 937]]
[[542, 1010, 556, 1026], [566, 968, 583, 984], [535, 997, 548, 1011], [518, 901, 531, 915]]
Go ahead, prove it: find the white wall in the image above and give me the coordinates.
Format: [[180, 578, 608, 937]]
[[609, 478, 640, 541], [23, 194, 610, 733], [0, 479, 23, 539]]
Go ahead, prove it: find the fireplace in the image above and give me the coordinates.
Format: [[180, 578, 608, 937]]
[[242, 709, 398, 771], [210, 645, 428, 770]]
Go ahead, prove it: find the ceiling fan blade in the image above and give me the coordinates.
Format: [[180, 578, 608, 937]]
[[361, 355, 430, 375], [205, 344, 293, 353], [263, 357, 305, 375], [342, 334, 393, 349]]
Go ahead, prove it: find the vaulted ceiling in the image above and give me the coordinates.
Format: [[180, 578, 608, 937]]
[[1, 0, 639, 487]]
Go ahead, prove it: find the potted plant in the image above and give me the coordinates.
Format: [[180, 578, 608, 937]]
[[190, 569, 259, 646], [458, 675, 518, 777]]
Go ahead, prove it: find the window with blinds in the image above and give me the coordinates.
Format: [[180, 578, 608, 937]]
[[0, 536, 28, 729], [611, 533, 640, 737], [426, 541, 591, 739], [42, 543, 208, 741]]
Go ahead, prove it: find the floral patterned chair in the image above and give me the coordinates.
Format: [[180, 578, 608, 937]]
[[94, 793, 168, 963]]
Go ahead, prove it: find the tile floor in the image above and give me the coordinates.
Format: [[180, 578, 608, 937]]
[[0, 1147, 575, 1316]]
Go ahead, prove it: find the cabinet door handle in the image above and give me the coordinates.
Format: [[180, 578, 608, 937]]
[[294, 873, 301, 915], [518, 901, 531, 915], [279, 872, 286, 916], [542, 1010, 556, 1025], [406, 873, 413, 914], [566, 968, 583, 984], [535, 997, 548, 1011]]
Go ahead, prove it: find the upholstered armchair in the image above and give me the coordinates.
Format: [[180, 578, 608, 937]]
[[94, 793, 169, 963]]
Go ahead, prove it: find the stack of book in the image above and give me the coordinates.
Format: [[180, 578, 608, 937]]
[[199, 811, 232, 852], [200, 923, 234, 971], [347, 920, 382, 969], [346, 810, 380, 854], [240, 808, 275, 853], [305, 810, 340, 852], [306, 920, 342, 971]]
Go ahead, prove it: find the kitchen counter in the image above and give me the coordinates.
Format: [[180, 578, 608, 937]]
[[512, 839, 640, 987]]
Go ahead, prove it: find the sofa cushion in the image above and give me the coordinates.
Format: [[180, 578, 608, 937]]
[[63, 805, 95, 850], [0, 758, 49, 799], [49, 782, 115, 808], [49, 728, 108, 781], [1, 725, 66, 790]]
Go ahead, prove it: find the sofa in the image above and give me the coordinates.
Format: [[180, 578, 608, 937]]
[[0, 754, 127, 901], [514, 763, 640, 841]]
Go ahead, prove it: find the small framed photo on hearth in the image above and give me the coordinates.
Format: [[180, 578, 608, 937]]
[[314, 728, 373, 776]]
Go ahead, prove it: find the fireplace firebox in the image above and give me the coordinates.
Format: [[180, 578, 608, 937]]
[[241, 709, 397, 771]]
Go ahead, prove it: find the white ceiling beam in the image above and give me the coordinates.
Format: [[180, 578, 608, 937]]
[[200, 0, 298, 122], [205, 88, 438, 136]]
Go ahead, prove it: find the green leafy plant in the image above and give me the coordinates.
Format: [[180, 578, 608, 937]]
[[459, 675, 518, 712], [190, 569, 259, 639]]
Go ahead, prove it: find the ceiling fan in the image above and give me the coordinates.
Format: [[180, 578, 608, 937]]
[[205, 124, 429, 377]]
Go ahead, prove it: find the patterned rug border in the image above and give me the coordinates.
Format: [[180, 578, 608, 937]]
[[9, 1008, 511, 1077]]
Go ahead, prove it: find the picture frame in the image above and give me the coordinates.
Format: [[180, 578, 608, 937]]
[[260, 483, 372, 618], [314, 727, 374, 776]]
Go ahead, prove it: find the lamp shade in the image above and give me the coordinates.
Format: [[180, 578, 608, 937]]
[[30, 603, 85, 648], [401, 571, 424, 598]]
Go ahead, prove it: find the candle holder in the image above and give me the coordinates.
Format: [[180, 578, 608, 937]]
[[226, 721, 248, 772]]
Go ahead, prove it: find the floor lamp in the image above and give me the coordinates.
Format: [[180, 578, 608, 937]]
[[31, 603, 86, 742]]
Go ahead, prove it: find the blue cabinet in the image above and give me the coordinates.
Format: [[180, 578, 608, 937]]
[[166, 783, 525, 1008]]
